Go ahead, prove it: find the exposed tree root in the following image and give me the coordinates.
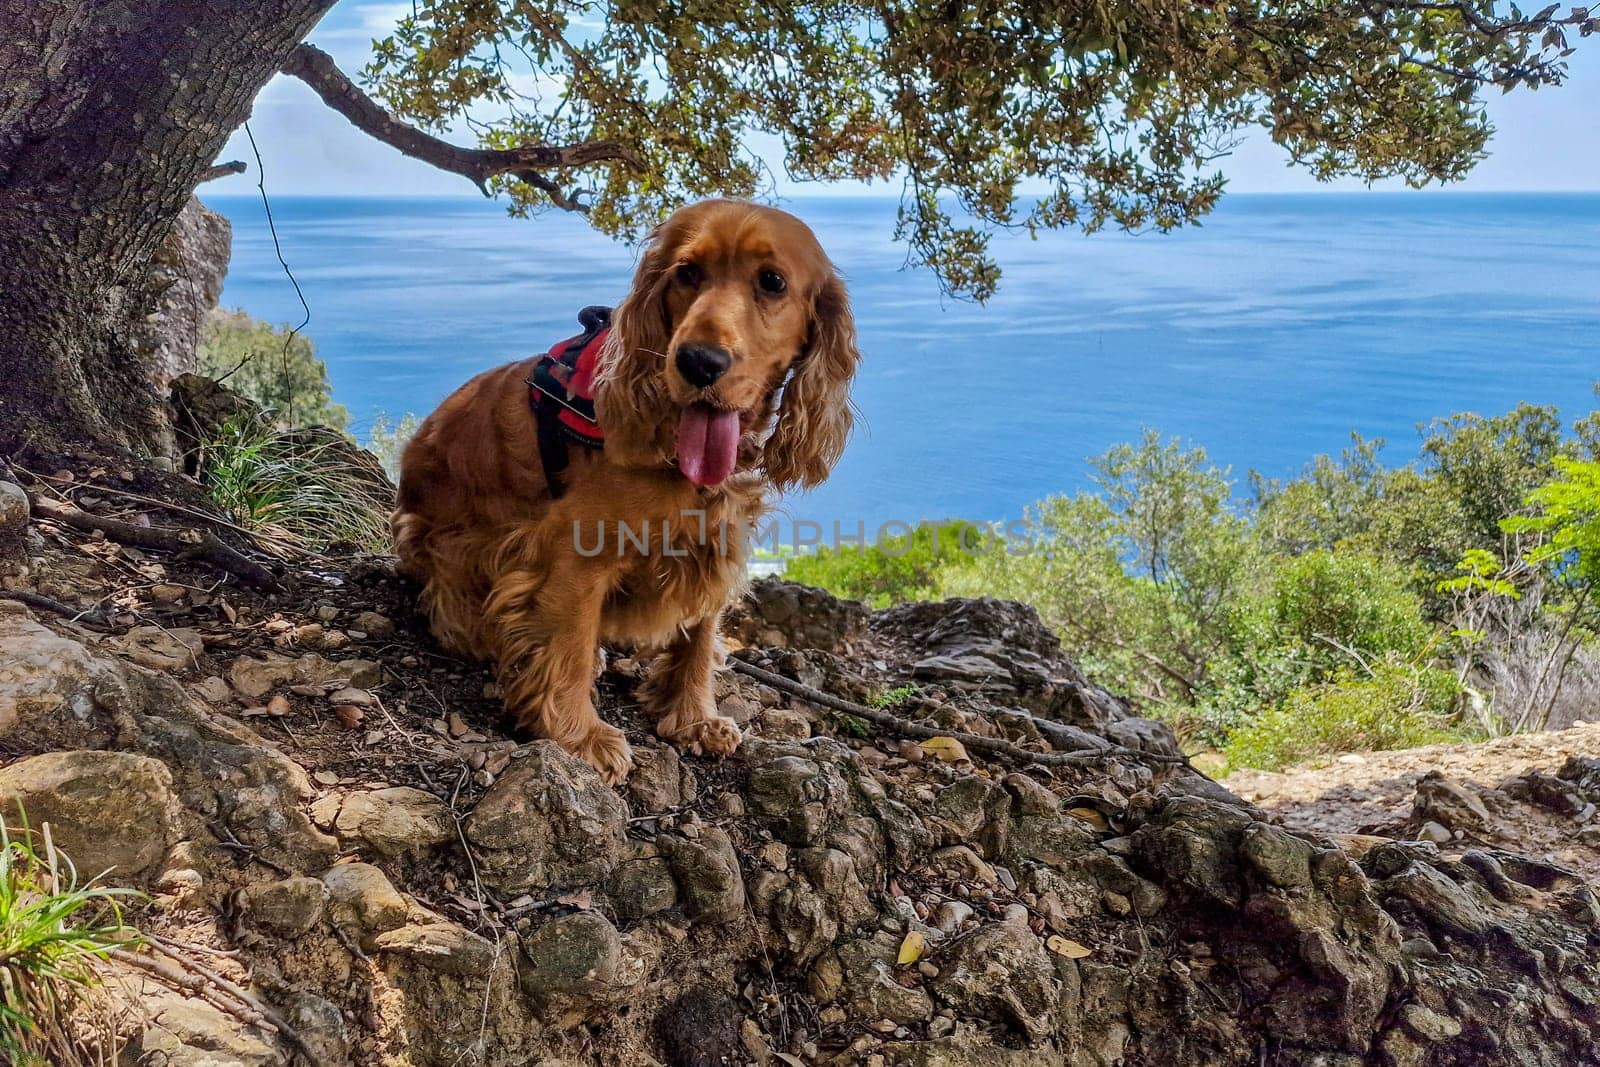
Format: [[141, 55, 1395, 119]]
[[728, 656, 1203, 774], [27, 492, 280, 590]]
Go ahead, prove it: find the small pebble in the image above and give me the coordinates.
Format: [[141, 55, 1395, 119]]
[[935, 900, 972, 932]]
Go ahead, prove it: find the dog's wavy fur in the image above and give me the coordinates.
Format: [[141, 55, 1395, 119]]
[[392, 200, 859, 782]]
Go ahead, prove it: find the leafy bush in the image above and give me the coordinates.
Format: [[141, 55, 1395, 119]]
[[947, 432, 1263, 716], [1510, 457, 1600, 586], [1268, 550, 1432, 667], [0, 821, 141, 1067], [198, 308, 349, 431], [1251, 433, 1389, 555], [1223, 659, 1466, 772], [785, 520, 985, 608]]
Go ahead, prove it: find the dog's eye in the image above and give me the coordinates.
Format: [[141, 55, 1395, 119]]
[[676, 262, 703, 288], [758, 269, 787, 296]]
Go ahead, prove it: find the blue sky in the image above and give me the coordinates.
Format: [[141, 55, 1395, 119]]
[[218, 2, 1600, 198]]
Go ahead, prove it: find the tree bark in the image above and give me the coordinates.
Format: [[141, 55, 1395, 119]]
[[0, 0, 336, 455]]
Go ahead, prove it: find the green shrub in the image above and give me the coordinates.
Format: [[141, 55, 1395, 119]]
[[0, 821, 141, 1067], [1223, 659, 1466, 772], [198, 308, 349, 431], [1269, 550, 1432, 666], [785, 520, 985, 608]]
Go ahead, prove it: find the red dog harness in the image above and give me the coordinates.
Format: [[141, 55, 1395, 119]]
[[527, 305, 611, 498]]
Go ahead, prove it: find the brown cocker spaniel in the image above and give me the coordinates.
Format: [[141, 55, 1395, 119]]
[[393, 199, 859, 782]]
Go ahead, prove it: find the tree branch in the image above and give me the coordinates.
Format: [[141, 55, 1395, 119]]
[[199, 160, 248, 183], [280, 43, 640, 201]]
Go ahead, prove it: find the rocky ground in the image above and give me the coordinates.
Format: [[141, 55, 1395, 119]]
[[2, 456, 1599, 1067], [1229, 727, 1600, 883]]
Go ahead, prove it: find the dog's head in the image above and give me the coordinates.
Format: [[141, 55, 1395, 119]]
[[596, 199, 859, 491]]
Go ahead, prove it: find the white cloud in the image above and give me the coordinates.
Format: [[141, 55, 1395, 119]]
[[314, 3, 412, 41]]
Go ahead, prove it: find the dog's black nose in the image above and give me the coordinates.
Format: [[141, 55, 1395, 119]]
[[675, 343, 732, 387]]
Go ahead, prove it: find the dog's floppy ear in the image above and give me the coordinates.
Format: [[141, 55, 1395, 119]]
[[764, 271, 859, 491], [596, 225, 677, 466]]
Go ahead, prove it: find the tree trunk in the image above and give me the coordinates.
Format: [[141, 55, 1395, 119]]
[[0, 0, 335, 456]]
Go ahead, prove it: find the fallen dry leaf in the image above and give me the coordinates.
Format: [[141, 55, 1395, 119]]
[[897, 930, 926, 965], [920, 736, 970, 763], [1046, 935, 1093, 959]]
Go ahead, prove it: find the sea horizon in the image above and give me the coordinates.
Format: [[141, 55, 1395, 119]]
[[208, 190, 1600, 534]]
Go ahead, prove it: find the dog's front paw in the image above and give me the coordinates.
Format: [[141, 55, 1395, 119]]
[[571, 723, 634, 785], [658, 712, 743, 758]]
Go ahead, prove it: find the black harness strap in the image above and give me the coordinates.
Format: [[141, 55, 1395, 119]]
[[528, 305, 612, 499]]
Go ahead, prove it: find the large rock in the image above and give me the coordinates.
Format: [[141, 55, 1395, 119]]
[[932, 920, 1060, 1043], [131, 983, 286, 1067], [0, 750, 176, 881], [519, 911, 624, 997], [0, 477, 28, 566], [0, 610, 336, 873], [606, 844, 678, 923], [873, 596, 1152, 731], [371, 922, 498, 977], [332, 786, 453, 859], [106, 625, 204, 671], [725, 578, 869, 652], [835, 933, 936, 1024], [135, 197, 231, 396], [464, 741, 627, 893], [0, 611, 109, 737], [321, 862, 409, 935], [661, 826, 747, 924], [241, 875, 327, 935]]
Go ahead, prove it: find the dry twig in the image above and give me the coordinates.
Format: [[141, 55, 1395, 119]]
[[0, 589, 113, 629], [111, 946, 324, 1067]]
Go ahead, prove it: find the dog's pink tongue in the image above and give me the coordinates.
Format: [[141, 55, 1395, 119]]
[[676, 404, 740, 487]]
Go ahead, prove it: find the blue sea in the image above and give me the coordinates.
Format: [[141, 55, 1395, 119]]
[[209, 193, 1600, 532]]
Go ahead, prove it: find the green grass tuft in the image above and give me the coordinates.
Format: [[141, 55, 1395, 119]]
[[0, 820, 142, 1066], [202, 420, 394, 555]]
